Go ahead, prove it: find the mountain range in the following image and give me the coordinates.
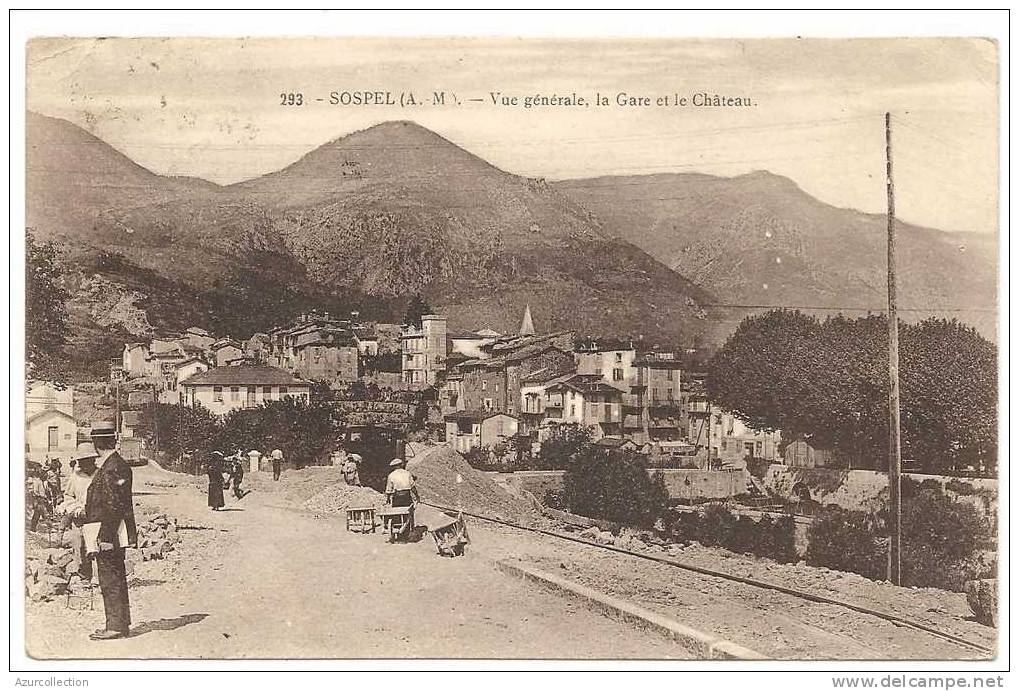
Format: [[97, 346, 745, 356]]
[[26, 112, 996, 375]]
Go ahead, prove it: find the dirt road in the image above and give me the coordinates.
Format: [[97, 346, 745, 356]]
[[26, 476, 691, 659]]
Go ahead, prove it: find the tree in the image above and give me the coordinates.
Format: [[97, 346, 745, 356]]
[[900, 319, 998, 475], [707, 310, 818, 431], [137, 402, 221, 472], [537, 424, 593, 470], [25, 231, 70, 381], [403, 293, 434, 328], [707, 310, 997, 474], [218, 397, 338, 468], [562, 446, 669, 527]]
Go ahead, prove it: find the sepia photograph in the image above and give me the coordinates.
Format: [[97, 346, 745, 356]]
[[10, 10, 1007, 678]]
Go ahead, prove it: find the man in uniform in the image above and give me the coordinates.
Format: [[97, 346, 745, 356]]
[[84, 421, 137, 640]]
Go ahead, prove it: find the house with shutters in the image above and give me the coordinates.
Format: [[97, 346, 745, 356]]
[[444, 411, 519, 453], [542, 373, 624, 439], [179, 365, 311, 415], [456, 332, 575, 417]]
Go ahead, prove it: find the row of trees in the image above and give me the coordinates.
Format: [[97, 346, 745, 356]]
[[707, 311, 997, 475], [137, 397, 337, 474]]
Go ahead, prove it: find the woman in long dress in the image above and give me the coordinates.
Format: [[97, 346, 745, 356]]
[[207, 452, 225, 511]]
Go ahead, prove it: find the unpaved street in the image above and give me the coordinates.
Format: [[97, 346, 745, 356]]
[[27, 473, 691, 659]]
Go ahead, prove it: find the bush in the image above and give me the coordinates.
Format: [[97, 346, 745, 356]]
[[899, 486, 989, 590], [805, 484, 993, 590], [805, 506, 886, 580], [563, 447, 668, 527], [700, 503, 737, 547], [667, 506, 797, 563], [543, 488, 567, 510]]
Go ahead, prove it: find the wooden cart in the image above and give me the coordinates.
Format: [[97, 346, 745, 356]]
[[345, 507, 377, 534]]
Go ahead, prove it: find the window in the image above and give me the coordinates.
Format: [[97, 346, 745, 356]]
[[483, 398, 493, 411], [666, 369, 674, 381], [613, 368, 624, 381], [722, 440, 728, 451], [497, 420, 504, 435], [263, 386, 272, 398], [615, 352, 623, 363], [280, 386, 288, 396], [570, 404, 576, 418], [755, 441, 763, 455], [605, 403, 612, 419], [481, 380, 487, 391], [230, 386, 240, 401], [213, 386, 223, 402]]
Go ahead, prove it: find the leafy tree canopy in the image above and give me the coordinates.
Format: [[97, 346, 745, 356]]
[[708, 310, 997, 475]]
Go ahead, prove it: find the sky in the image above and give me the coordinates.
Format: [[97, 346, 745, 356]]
[[26, 36, 998, 234]]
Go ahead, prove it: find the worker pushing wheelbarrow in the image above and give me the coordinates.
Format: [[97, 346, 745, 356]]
[[380, 457, 419, 542]]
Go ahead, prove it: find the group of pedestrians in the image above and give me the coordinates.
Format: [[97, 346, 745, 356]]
[[25, 458, 66, 530], [38, 422, 137, 641], [205, 447, 286, 510]]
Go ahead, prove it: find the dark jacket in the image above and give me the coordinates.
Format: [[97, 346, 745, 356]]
[[85, 451, 138, 546]]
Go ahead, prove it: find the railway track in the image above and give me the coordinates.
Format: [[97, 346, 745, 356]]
[[422, 501, 994, 658]]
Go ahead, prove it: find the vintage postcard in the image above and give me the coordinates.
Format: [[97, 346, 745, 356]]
[[17, 29, 1001, 667]]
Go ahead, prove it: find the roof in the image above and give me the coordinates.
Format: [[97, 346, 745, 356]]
[[460, 341, 571, 373], [546, 374, 623, 396], [121, 410, 142, 426], [444, 410, 518, 423], [294, 329, 357, 349], [180, 365, 311, 387], [211, 339, 242, 350], [185, 327, 211, 336], [26, 409, 75, 426], [175, 357, 210, 369], [449, 330, 494, 340], [594, 437, 634, 449]]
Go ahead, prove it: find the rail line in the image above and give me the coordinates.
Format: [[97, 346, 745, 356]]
[[422, 501, 994, 657]]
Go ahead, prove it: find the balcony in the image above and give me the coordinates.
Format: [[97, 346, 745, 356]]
[[621, 393, 643, 408]]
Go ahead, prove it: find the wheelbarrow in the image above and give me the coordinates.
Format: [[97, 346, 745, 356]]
[[431, 512, 470, 557], [378, 505, 414, 543]]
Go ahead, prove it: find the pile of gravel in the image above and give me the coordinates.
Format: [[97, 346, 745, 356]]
[[407, 443, 537, 524], [302, 483, 386, 515]]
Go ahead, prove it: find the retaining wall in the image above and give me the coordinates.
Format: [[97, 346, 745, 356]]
[[494, 469, 750, 503]]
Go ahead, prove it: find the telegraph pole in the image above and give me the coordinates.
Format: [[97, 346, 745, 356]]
[[886, 112, 902, 585]]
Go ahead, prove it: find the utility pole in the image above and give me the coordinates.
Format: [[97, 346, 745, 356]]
[[886, 112, 903, 585], [152, 382, 159, 457]]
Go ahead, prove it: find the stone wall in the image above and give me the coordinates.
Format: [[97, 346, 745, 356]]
[[495, 468, 749, 503], [762, 464, 997, 518]]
